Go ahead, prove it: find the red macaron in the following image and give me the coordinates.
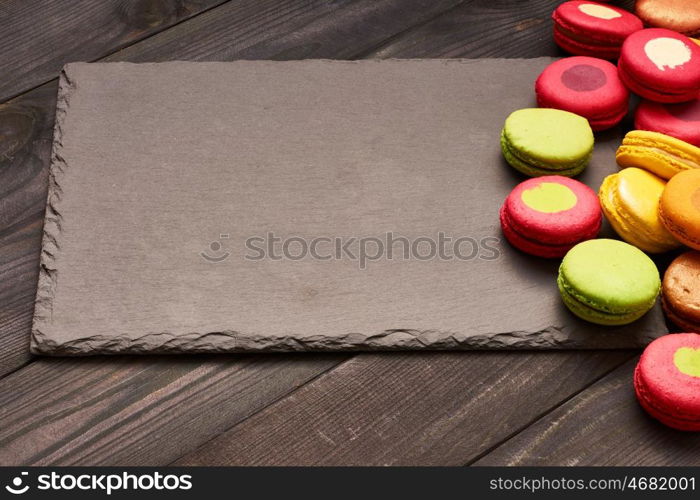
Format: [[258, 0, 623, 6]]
[[619, 28, 700, 103], [635, 97, 700, 147], [634, 333, 700, 431], [500, 176, 602, 258], [536, 56, 629, 130], [552, 1, 644, 59]]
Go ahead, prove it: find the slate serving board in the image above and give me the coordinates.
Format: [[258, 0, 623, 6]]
[[31, 59, 668, 355]]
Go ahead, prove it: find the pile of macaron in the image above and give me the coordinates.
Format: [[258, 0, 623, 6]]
[[498, 0, 700, 431]]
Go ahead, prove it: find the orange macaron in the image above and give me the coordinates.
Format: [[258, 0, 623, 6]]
[[659, 169, 700, 250]]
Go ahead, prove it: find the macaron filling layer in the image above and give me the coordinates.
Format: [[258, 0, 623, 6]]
[[501, 131, 589, 176], [659, 204, 700, 248], [557, 273, 655, 324], [616, 131, 700, 179]]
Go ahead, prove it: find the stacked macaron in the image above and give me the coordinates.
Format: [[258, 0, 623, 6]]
[[495, 0, 700, 431], [552, 1, 643, 59], [617, 130, 700, 179], [618, 28, 700, 103], [635, 98, 700, 147], [535, 56, 629, 130]]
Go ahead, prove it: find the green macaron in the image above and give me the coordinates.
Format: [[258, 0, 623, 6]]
[[501, 108, 594, 177], [558, 239, 661, 325]]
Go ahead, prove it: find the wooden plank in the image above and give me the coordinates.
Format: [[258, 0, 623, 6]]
[[0, 0, 229, 103], [0, 353, 344, 465], [362, 0, 636, 59], [474, 359, 700, 466], [174, 351, 633, 465], [102, 0, 466, 63], [0, 84, 58, 375]]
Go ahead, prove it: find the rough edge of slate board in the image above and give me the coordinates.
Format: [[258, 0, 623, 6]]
[[29, 61, 669, 355]]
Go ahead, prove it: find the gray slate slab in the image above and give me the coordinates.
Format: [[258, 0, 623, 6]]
[[31, 59, 668, 354]]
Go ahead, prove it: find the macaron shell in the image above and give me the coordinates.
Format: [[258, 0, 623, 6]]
[[662, 251, 700, 332], [501, 108, 593, 177], [553, 1, 644, 58], [599, 168, 679, 253], [635, 333, 700, 430], [559, 275, 651, 324], [553, 29, 621, 59], [635, 364, 700, 431], [618, 59, 700, 103], [635, 98, 700, 148], [659, 169, 700, 249], [535, 56, 629, 130], [619, 29, 700, 101], [558, 239, 660, 319], [635, 0, 700, 36], [616, 130, 700, 180], [500, 205, 579, 258], [504, 176, 601, 245]]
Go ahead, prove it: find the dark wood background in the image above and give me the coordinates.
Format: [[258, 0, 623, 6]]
[[1, 0, 698, 466]]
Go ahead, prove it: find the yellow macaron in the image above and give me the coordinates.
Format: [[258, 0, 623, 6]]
[[599, 167, 680, 253], [616, 130, 700, 179]]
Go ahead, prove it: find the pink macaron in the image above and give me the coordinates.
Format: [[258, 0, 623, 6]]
[[618, 28, 700, 103], [635, 97, 700, 147], [553, 1, 644, 59], [635, 333, 700, 431], [536, 56, 629, 130], [500, 176, 602, 258]]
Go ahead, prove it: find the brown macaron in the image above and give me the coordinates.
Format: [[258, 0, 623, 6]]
[[662, 251, 700, 332], [636, 0, 700, 37]]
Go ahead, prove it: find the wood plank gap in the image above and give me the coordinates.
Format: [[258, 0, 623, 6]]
[[165, 354, 357, 465], [348, 0, 469, 59], [464, 351, 639, 466], [0, 0, 235, 106]]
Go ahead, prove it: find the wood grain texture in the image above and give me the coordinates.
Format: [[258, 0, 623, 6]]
[[103, 0, 466, 62], [475, 359, 700, 466], [0, 84, 58, 375], [0, 0, 229, 103], [364, 0, 636, 59], [175, 351, 632, 465], [0, 353, 344, 465]]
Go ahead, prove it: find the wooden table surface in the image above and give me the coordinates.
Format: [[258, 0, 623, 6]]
[[0, 0, 698, 466]]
